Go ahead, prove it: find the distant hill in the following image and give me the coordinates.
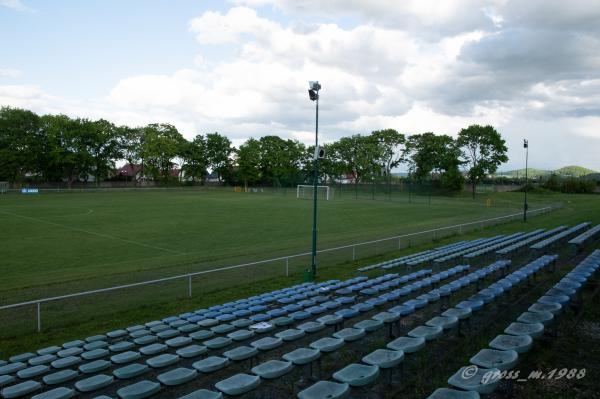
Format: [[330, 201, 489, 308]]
[[496, 165, 597, 178]]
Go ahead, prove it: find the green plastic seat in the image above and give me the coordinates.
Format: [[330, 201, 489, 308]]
[[176, 345, 207, 358], [1, 380, 42, 398], [31, 387, 76, 399], [79, 359, 111, 374], [310, 337, 345, 353], [298, 322, 326, 333], [223, 346, 259, 361], [283, 348, 321, 365], [448, 366, 501, 394], [231, 319, 253, 328], [158, 367, 198, 386], [333, 327, 365, 342], [146, 353, 179, 368], [193, 356, 230, 373], [353, 319, 384, 332], [297, 380, 349, 399], [51, 356, 81, 369], [57, 347, 83, 358], [271, 316, 293, 327], [227, 330, 255, 342], [333, 363, 379, 387], [489, 334, 533, 354], [387, 336, 426, 353], [81, 349, 109, 361], [517, 311, 554, 326], [251, 360, 294, 379], [470, 349, 518, 371], [166, 336, 192, 348], [75, 374, 114, 392], [139, 344, 167, 356], [426, 388, 480, 399], [111, 351, 141, 364], [178, 389, 223, 399], [275, 329, 305, 342], [408, 325, 443, 341], [189, 330, 214, 341], [179, 324, 201, 334], [426, 316, 458, 330], [16, 364, 49, 379], [215, 373, 261, 396], [211, 324, 235, 334], [113, 363, 149, 379], [251, 337, 282, 351], [204, 337, 232, 349], [43, 369, 79, 385], [442, 308, 472, 320], [362, 349, 404, 369], [117, 380, 161, 399], [504, 322, 544, 339], [157, 329, 179, 339]]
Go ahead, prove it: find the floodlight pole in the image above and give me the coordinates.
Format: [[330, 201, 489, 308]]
[[310, 83, 320, 279], [523, 139, 529, 222]]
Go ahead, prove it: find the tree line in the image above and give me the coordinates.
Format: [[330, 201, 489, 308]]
[[0, 106, 508, 195]]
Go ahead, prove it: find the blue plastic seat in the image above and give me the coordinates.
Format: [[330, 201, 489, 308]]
[[297, 380, 349, 399], [215, 373, 261, 396], [333, 363, 379, 387], [117, 380, 161, 399]]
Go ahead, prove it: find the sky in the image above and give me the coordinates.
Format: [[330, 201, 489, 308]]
[[1, 0, 600, 172]]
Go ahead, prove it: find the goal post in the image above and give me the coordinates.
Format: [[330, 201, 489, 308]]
[[0, 181, 8, 194], [297, 185, 333, 200]]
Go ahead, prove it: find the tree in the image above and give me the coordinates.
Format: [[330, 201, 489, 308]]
[[236, 138, 262, 189], [371, 129, 405, 189], [457, 124, 508, 198], [85, 119, 120, 185], [0, 107, 41, 183], [181, 135, 208, 183], [141, 123, 186, 182], [206, 133, 233, 182], [332, 134, 381, 195], [258, 136, 306, 187], [117, 126, 144, 184]]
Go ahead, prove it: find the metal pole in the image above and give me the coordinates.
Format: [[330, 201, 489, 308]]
[[285, 258, 289, 277], [524, 139, 529, 222], [311, 95, 319, 279], [37, 302, 41, 332], [188, 275, 192, 298]]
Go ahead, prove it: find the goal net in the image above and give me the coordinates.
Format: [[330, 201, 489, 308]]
[[297, 185, 333, 200], [0, 182, 8, 194]]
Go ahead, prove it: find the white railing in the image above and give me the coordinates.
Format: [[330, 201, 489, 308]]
[[0, 204, 559, 333]]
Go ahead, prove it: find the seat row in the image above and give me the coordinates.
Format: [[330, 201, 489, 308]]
[[496, 226, 567, 256], [434, 234, 522, 264], [428, 250, 599, 398], [464, 229, 544, 260], [404, 239, 494, 267], [568, 224, 600, 247], [530, 222, 590, 250]]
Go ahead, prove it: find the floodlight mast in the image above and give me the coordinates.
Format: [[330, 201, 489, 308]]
[[308, 81, 321, 280], [523, 139, 529, 222]]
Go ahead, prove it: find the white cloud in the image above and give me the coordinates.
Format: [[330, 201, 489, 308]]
[[0, 0, 32, 12], [0, 68, 22, 79]]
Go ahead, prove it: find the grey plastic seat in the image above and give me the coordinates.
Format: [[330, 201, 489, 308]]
[[113, 363, 149, 379], [223, 346, 259, 361], [109, 341, 135, 353], [504, 322, 544, 339], [231, 319, 253, 328], [75, 374, 114, 392], [215, 373, 261, 396], [0, 362, 26, 375], [146, 353, 179, 368], [470, 349, 518, 370], [134, 335, 157, 346], [178, 389, 223, 399], [8, 353, 34, 363], [372, 311, 400, 324], [528, 302, 562, 315], [107, 329, 128, 339], [29, 354, 57, 366], [0, 375, 14, 387], [387, 336, 426, 353], [426, 316, 458, 330], [176, 345, 207, 358], [275, 329, 305, 342], [193, 356, 230, 373], [79, 359, 111, 374], [448, 366, 501, 394], [190, 330, 214, 341], [354, 319, 384, 332], [38, 346, 61, 356], [31, 387, 76, 399], [166, 336, 192, 348], [333, 327, 365, 342], [57, 347, 83, 358], [1, 380, 42, 398], [139, 343, 167, 356], [111, 351, 141, 364], [427, 388, 480, 399], [297, 380, 349, 399], [62, 340, 85, 349], [442, 308, 472, 320], [333, 363, 379, 386], [271, 316, 294, 327], [51, 356, 81, 369], [158, 367, 198, 386], [204, 337, 232, 349], [251, 360, 294, 379], [211, 324, 235, 334], [283, 348, 321, 365], [82, 349, 109, 360], [227, 330, 254, 342], [17, 365, 49, 379], [517, 311, 554, 326], [43, 369, 79, 385], [310, 337, 345, 353], [251, 337, 282, 351], [408, 325, 443, 341], [362, 349, 404, 369], [117, 380, 161, 399], [316, 314, 343, 326], [298, 322, 326, 333], [489, 334, 533, 354]]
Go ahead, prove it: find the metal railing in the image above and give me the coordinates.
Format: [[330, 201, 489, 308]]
[[0, 204, 559, 333]]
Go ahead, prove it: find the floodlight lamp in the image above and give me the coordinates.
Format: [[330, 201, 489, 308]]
[[309, 81, 321, 91], [523, 139, 528, 148]]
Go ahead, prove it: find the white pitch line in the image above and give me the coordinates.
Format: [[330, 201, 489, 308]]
[[0, 209, 185, 255]]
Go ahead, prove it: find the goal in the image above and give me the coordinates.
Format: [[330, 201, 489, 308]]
[[0, 181, 8, 194], [297, 185, 333, 200]]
